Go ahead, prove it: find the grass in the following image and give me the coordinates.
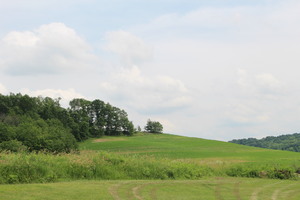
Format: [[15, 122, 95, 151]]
[[1, 133, 300, 199], [0, 133, 299, 184], [80, 133, 300, 166], [0, 178, 299, 200]]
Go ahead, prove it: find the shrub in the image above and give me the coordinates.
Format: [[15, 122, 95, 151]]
[[0, 140, 27, 152]]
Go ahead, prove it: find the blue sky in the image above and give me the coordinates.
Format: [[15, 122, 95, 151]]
[[1, 0, 300, 141]]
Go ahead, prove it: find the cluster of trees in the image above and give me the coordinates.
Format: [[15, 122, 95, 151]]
[[144, 119, 163, 133], [0, 93, 135, 153], [229, 133, 300, 152]]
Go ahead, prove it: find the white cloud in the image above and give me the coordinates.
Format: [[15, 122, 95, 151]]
[[132, 1, 300, 43], [236, 69, 285, 98], [226, 103, 270, 125], [0, 23, 99, 75], [21, 88, 84, 107], [255, 73, 283, 91], [99, 66, 192, 114], [104, 30, 153, 66]]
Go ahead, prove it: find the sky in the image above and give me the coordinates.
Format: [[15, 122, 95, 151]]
[[1, 0, 300, 141]]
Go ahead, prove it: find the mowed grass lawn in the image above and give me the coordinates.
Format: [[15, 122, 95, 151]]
[[1, 178, 299, 200], [80, 133, 300, 165]]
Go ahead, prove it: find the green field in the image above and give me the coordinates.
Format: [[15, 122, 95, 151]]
[[1, 133, 300, 199], [80, 133, 300, 164], [0, 178, 299, 200]]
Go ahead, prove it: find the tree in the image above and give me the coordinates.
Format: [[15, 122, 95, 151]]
[[137, 126, 142, 132], [0, 93, 136, 152], [144, 119, 163, 134]]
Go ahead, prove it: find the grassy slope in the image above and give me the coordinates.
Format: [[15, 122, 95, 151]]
[[80, 133, 300, 164]]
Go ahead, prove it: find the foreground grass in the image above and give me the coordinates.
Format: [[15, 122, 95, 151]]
[[0, 178, 299, 200]]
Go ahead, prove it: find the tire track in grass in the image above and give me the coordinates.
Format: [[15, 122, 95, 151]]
[[215, 178, 242, 200], [149, 184, 159, 200], [283, 186, 300, 200], [233, 181, 241, 200], [132, 183, 147, 200], [109, 182, 131, 200], [271, 183, 298, 200], [250, 182, 281, 200], [132, 182, 162, 200], [214, 177, 224, 200]]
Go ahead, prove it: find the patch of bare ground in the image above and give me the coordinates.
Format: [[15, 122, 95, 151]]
[[116, 150, 160, 154], [93, 138, 127, 143], [175, 158, 248, 168]]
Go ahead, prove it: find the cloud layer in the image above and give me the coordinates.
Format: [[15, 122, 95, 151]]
[[99, 66, 192, 114], [0, 23, 98, 75], [1, 1, 300, 141], [104, 31, 153, 66]]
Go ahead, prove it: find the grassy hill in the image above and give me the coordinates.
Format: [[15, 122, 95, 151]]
[[80, 133, 300, 164], [0, 133, 299, 185]]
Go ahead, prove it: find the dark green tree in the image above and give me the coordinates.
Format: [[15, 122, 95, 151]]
[[144, 119, 163, 134]]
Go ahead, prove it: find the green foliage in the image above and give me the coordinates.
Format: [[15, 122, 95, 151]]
[[0, 151, 214, 184], [69, 98, 135, 138], [230, 133, 300, 152], [144, 119, 163, 133], [0, 93, 135, 153], [0, 140, 27, 152], [0, 122, 15, 141], [15, 119, 78, 153], [0, 149, 299, 185]]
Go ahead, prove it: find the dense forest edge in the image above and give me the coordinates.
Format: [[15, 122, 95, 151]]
[[0, 93, 138, 153], [229, 133, 300, 152]]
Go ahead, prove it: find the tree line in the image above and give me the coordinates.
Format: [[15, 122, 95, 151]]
[[0, 93, 135, 153], [229, 133, 300, 152]]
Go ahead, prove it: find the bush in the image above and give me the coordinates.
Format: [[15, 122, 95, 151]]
[[15, 119, 78, 153], [0, 140, 27, 152], [267, 168, 295, 179]]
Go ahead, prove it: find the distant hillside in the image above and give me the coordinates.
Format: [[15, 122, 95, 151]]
[[229, 133, 300, 152]]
